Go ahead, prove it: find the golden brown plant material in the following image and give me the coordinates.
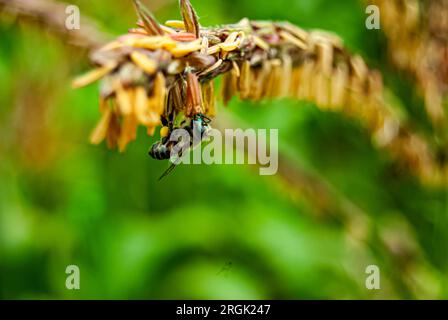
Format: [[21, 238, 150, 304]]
[[370, 0, 448, 127], [73, 0, 447, 185]]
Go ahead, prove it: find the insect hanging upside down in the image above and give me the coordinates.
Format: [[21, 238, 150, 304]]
[[149, 113, 212, 179], [148, 113, 212, 161]]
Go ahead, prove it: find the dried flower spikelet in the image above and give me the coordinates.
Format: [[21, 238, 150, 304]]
[[260, 61, 274, 99], [290, 66, 301, 99], [231, 61, 240, 78], [329, 64, 349, 110], [279, 55, 293, 98], [129, 28, 150, 36], [72, 63, 116, 89], [316, 41, 333, 76], [314, 50, 332, 107], [185, 71, 203, 116], [118, 112, 138, 152], [424, 79, 444, 124], [165, 20, 186, 30], [220, 32, 242, 54], [198, 59, 223, 77], [130, 51, 157, 74], [114, 80, 133, 116], [133, 0, 164, 35], [186, 52, 216, 70], [134, 86, 152, 125], [279, 30, 307, 50], [347, 55, 368, 112], [167, 59, 186, 75], [314, 73, 330, 108], [118, 63, 144, 87], [123, 35, 177, 51], [221, 71, 237, 106], [267, 59, 283, 98], [149, 72, 167, 117], [200, 36, 209, 54], [169, 32, 197, 42], [296, 61, 313, 100], [238, 61, 251, 99], [106, 111, 121, 149], [206, 44, 220, 55], [350, 55, 368, 81], [365, 71, 384, 124], [90, 106, 112, 145], [252, 35, 269, 51], [284, 25, 308, 46], [170, 39, 202, 58], [180, 0, 200, 38], [201, 80, 216, 117], [169, 81, 185, 112]]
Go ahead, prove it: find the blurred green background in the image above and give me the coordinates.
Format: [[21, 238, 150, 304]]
[[0, 0, 447, 299]]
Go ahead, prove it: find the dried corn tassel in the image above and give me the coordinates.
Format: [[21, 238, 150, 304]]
[[73, 0, 447, 185]]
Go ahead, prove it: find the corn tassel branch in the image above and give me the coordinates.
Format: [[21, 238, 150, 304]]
[[71, 0, 447, 185]]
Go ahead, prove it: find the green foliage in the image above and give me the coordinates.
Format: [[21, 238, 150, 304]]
[[0, 0, 446, 299]]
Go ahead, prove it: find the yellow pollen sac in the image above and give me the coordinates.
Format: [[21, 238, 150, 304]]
[[160, 126, 170, 138], [165, 20, 186, 29]]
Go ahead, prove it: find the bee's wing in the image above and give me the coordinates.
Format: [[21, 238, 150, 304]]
[[158, 130, 212, 181], [158, 162, 178, 181]]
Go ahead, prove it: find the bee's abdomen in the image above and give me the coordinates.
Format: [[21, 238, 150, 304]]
[[149, 142, 171, 160]]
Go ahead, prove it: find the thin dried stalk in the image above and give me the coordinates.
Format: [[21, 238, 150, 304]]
[[0, 0, 109, 50]]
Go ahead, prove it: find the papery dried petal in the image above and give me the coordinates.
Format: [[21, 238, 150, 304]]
[[165, 20, 186, 30], [201, 80, 216, 117], [185, 71, 203, 116], [239, 61, 251, 99], [72, 63, 116, 88], [180, 0, 200, 38], [90, 107, 112, 145], [150, 72, 167, 115], [115, 81, 133, 115], [130, 51, 157, 74], [132, 0, 164, 35], [106, 111, 121, 149]]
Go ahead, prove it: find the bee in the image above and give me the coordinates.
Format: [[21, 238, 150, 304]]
[[149, 113, 212, 179], [148, 116, 175, 160], [188, 113, 212, 142], [148, 136, 172, 160]]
